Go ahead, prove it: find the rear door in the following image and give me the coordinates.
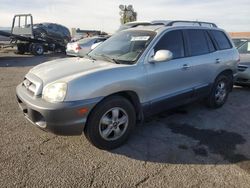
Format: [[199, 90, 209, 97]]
[[182, 29, 217, 95], [209, 30, 236, 77]]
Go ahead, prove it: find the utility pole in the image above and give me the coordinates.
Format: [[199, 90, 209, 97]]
[[119, 5, 137, 24]]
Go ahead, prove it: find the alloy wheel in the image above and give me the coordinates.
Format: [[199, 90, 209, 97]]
[[99, 107, 129, 141]]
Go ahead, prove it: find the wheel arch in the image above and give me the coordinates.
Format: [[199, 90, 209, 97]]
[[215, 69, 234, 91], [85, 90, 143, 132], [111, 90, 143, 122]]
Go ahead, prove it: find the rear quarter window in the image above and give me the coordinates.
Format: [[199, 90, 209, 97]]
[[210, 30, 232, 50]]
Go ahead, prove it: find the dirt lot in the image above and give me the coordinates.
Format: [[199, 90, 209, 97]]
[[0, 51, 250, 187]]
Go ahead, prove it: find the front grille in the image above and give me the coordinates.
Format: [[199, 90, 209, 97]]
[[22, 78, 36, 95], [21, 73, 43, 96], [238, 65, 248, 72]]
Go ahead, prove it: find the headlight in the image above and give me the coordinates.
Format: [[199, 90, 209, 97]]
[[42, 82, 67, 103]]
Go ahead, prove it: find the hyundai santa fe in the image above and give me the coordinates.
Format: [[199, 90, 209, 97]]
[[16, 20, 239, 150]]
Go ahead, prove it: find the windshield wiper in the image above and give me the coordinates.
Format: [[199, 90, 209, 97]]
[[98, 54, 120, 64]]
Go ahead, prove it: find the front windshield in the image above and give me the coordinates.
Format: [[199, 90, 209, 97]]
[[88, 30, 156, 64]]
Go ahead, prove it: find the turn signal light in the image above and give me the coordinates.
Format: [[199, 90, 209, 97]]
[[77, 108, 88, 116]]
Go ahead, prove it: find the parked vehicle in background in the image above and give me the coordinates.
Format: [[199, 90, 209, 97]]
[[234, 38, 250, 86], [0, 27, 10, 42], [232, 38, 249, 48], [0, 14, 71, 55], [16, 20, 239, 150], [33, 23, 71, 47], [66, 36, 109, 57]]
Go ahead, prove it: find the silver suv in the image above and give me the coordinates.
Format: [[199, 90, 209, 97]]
[[16, 21, 239, 150]]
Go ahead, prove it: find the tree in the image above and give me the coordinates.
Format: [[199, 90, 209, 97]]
[[119, 5, 137, 24]]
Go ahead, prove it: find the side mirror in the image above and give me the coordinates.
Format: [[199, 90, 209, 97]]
[[153, 50, 173, 62]]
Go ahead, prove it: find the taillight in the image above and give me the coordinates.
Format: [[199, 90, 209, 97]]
[[75, 44, 81, 51]]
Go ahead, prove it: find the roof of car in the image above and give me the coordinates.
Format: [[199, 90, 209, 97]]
[[125, 25, 223, 34], [122, 20, 221, 33], [35, 22, 69, 29]]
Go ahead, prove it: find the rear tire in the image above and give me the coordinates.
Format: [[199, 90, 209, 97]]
[[31, 43, 44, 55], [85, 96, 136, 150], [206, 74, 231, 108]]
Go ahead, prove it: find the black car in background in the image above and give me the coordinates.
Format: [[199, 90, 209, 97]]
[[33, 23, 71, 46]]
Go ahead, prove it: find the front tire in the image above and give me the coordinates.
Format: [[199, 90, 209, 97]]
[[85, 96, 136, 150], [206, 74, 231, 108]]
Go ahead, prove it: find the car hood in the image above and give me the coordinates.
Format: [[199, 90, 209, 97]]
[[29, 57, 118, 84], [240, 54, 250, 66]]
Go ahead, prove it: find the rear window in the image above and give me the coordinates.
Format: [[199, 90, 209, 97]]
[[210, 30, 232, 50], [185, 29, 210, 56]]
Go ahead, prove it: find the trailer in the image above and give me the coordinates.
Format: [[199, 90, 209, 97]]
[[0, 14, 67, 55]]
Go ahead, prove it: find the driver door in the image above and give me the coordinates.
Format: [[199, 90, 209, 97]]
[[144, 30, 196, 113]]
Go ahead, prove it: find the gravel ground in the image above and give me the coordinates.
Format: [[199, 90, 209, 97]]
[[0, 51, 250, 187]]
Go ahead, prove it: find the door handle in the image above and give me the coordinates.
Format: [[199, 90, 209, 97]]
[[182, 64, 191, 70], [216, 58, 221, 64]]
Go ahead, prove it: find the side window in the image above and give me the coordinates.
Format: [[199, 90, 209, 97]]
[[185, 29, 210, 56], [63, 28, 70, 36], [211, 30, 232, 50], [57, 25, 61, 32], [48, 24, 53, 29], [100, 38, 106, 42], [95, 39, 103, 43], [205, 31, 215, 52], [154, 30, 184, 59], [49, 24, 57, 31]]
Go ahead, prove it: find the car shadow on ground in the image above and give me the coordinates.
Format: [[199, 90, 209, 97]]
[[114, 109, 248, 163], [0, 52, 67, 67], [112, 91, 250, 173]]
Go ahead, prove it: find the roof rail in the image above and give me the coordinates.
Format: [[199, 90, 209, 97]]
[[152, 20, 217, 28]]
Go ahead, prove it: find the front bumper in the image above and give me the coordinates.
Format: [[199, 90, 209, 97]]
[[235, 66, 250, 85], [16, 84, 100, 135]]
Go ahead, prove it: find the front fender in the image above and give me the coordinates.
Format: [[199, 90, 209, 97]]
[[65, 64, 147, 103]]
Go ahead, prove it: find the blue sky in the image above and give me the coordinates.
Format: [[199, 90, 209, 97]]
[[0, 0, 249, 33]]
